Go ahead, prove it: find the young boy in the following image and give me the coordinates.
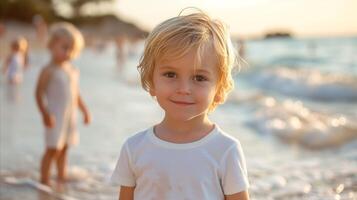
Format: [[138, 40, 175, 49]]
[[2, 36, 28, 84], [35, 22, 91, 186], [111, 11, 249, 200]]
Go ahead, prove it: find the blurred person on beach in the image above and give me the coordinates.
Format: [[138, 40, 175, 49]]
[[115, 34, 128, 74], [111, 10, 250, 200], [33, 14, 48, 45], [2, 36, 29, 84], [127, 34, 143, 57], [35, 22, 91, 186]]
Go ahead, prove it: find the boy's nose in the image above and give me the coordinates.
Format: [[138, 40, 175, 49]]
[[176, 79, 191, 95]]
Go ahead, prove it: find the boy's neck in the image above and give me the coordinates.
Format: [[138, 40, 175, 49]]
[[51, 60, 70, 67], [155, 114, 214, 143]]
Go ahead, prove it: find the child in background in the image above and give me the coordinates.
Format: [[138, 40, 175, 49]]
[[35, 22, 91, 186], [2, 36, 28, 84], [33, 14, 48, 45], [111, 10, 250, 200]]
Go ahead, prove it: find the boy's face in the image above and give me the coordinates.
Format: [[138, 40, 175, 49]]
[[150, 48, 219, 122], [50, 37, 74, 63], [11, 43, 20, 52]]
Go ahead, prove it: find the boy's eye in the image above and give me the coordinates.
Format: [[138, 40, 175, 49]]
[[163, 72, 176, 78], [62, 45, 70, 51], [193, 75, 207, 82]]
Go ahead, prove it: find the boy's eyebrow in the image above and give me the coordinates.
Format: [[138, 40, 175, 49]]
[[158, 65, 213, 75], [157, 65, 175, 70], [194, 68, 213, 75]]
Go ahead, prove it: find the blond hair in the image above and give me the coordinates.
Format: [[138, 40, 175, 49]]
[[11, 36, 28, 53], [48, 22, 84, 59], [138, 10, 237, 111]]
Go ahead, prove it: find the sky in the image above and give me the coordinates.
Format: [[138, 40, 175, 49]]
[[85, 0, 357, 38]]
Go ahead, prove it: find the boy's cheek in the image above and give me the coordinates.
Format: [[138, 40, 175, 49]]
[[149, 88, 156, 97]]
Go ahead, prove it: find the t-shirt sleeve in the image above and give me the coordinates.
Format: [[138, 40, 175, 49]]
[[110, 142, 136, 187], [219, 142, 249, 195]]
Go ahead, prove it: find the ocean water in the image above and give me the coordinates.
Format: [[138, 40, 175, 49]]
[[0, 37, 356, 199]]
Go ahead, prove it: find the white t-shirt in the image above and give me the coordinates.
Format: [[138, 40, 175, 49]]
[[111, 125, 249, 200]]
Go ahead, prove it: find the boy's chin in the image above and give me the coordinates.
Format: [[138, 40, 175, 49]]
[[165, 112, 206, 122]]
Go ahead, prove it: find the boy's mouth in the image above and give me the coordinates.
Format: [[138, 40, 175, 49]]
[[170, 100, 195, 105]]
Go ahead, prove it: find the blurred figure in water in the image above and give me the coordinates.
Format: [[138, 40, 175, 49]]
[[115, 34, 128, 75], [127, 34, 142, 57], [35, 22, 91, 186], [33, 15, 48, 45], [2, 36, 29, 85]]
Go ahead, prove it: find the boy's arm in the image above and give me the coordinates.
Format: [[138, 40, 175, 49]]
[[35, 67, 55, 128], [78, 92, 91, 124], [225, 190, 249, 200], [35, 67, 50, 116], [118, 186, 135, 200], [75, 68, 91, 124]]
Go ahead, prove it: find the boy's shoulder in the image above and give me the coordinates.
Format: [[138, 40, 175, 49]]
[[209, 126, 244, 154], [124, 128, 151, 147], [216, 126, 241, 145], [68, 65, 81, 78], [39, 64, 54, 75]]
